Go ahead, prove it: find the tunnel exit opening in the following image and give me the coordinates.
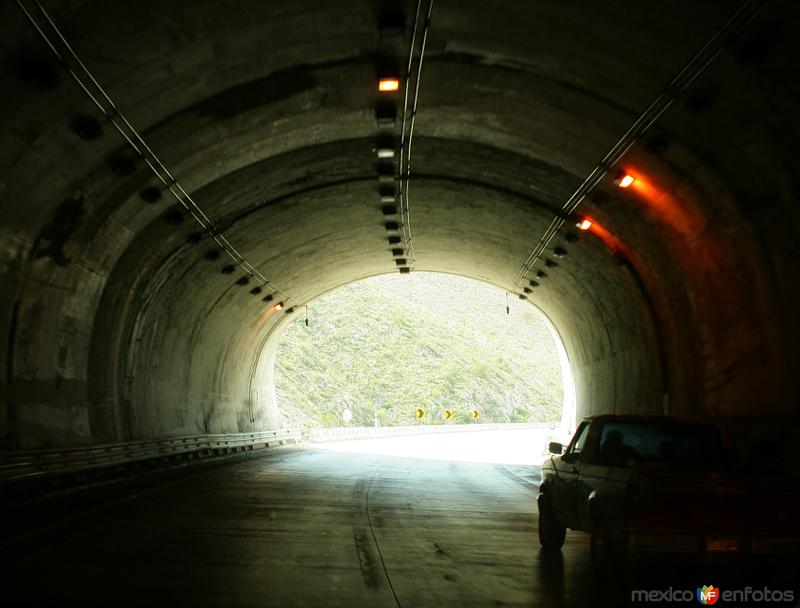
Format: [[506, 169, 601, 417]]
[[262, 272, 575, 459]]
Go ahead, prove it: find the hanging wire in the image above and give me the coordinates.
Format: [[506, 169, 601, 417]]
[[512, 0, 772, 292], [398, 0, 434, 269], [16, 0, 292, 303]]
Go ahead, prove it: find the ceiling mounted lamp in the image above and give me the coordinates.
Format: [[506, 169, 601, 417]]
[[274, 302, 285, 311], [377, 147, 395, 159], [613, 172, 635, 188], [576, 218, 593, 231], [375, 103, 397, 127], [378, 78, 400, 92]]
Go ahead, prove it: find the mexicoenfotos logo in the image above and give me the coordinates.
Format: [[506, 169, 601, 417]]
[[697, 585, 719, 605], [632, 585, 795, 603]]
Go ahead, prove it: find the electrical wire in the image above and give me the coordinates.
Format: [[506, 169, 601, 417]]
[[16, 0, 292, 303], [512, 0, 773, 292], [398, 0, 435, 268]]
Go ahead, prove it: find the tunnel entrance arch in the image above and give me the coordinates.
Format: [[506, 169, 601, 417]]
[[248, 272, 576, 438]]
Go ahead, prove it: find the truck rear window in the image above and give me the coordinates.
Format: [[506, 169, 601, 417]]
[[597, 420, 722, 467]]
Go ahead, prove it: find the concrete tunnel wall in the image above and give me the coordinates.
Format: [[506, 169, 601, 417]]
[[0, 1, 798, 455]]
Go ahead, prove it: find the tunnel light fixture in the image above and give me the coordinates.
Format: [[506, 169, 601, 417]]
[[140, 186, 162, 204], [380, 26, 405, 46], [377, 148, 395, 159], [71, 114, 103, 140], [614, 172, 635, 188], [274, 301, 284, 311], [378, 78, 400, 92], [375, 103, 397, 127], [576, 218, 593, 231]]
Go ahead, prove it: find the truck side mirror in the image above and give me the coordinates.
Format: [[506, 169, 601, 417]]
[[548, 441, 563, 455]]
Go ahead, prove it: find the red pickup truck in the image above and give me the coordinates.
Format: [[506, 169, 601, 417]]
[[538, 415, 800, 574]]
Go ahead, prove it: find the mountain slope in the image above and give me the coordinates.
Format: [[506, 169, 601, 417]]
[[274, 272, 564, 430]]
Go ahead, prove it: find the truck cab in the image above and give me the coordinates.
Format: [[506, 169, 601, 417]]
[[537, 415, 800, 569]]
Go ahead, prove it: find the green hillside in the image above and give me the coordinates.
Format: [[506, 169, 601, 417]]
[[274, 272, 564, 431]]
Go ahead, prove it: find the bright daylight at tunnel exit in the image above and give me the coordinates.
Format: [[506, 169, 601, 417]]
[[1, 0, 799, 607], [273, 272, 573, 464]]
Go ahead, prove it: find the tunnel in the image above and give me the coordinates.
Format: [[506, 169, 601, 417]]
[[1, 1, 799, 606]]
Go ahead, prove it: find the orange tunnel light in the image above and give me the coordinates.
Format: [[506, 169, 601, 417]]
[[274, 302, 285, 311], [378, 78, 400, 92], [615, 173, 635, 188], [576, 218, 593, 231]]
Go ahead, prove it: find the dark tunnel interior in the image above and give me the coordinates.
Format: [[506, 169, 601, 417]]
[[1, 1, 799, 605]]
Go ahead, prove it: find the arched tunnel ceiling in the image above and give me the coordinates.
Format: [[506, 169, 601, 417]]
[[0, 0, 798, 448]]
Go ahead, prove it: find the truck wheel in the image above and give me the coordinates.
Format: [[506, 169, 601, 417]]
[[591, 529, 610, 576], [592, 528, 628, 581], [538, 502, 566, 551]]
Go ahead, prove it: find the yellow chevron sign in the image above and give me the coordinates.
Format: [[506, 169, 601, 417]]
[[415, 407, 426, 419], [470, 409, 480, 419], [443, 409, 453, 420]]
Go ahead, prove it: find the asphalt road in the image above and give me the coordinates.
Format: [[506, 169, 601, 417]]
[[2, 431, 599, 607]]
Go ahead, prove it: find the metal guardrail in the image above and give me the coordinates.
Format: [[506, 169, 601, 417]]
[[0, 429, 299, 484]]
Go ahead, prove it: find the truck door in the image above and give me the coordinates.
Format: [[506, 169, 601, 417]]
[[552, 421, 590, 529]]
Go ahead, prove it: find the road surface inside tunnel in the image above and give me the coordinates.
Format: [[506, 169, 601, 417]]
[[1, 430, 599, 607]]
